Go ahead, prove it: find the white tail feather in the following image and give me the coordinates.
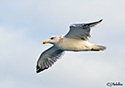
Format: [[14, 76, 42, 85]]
[[97, 45, 106, 51]]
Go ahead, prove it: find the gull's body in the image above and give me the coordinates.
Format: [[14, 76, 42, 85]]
[[36, 19, 106, 73], [57, 37, 97, 51]]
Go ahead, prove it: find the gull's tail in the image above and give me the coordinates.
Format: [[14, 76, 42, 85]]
[[97, 45, 106, 51], [91, 45, 106, 51]]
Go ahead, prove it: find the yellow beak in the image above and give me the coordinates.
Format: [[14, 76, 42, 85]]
[[43, 41, 49, 44]]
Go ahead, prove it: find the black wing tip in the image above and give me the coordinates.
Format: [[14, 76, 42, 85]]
[[36, 68, 46, 73], [99, 19, 103, 22], [36, 65, 48, 73]]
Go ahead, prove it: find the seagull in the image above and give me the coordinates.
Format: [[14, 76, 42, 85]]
[[36, 19, 106, 73]]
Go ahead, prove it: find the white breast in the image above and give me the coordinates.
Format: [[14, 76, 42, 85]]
[[57, 37, 94, 51]]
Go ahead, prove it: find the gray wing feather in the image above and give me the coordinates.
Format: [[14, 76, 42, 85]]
[[36, 46, 64, 73], [65, 19, 102, 40]]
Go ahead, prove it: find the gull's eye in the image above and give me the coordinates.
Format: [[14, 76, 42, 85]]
[[50, 37, 54, 40]]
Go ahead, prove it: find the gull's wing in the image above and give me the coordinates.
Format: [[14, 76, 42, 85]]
[[65, 19, 103, 40], [36, 46, 64, 73]]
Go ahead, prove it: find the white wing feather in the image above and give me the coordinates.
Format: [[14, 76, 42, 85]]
[[36, 46, 64, 73], [65, 19, 103, 40]]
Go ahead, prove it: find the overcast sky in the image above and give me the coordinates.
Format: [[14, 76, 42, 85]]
[[0, 0, 125, 88]]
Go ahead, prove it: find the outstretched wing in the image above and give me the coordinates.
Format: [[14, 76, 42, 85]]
[[36, 46, 64, 73], [65, 19, 103, 40]]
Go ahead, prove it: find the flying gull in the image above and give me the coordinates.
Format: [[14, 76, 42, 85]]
[[36, 19, 106, 73]]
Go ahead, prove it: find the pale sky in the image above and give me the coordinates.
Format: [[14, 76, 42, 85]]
[[0, 0, 125, 88]]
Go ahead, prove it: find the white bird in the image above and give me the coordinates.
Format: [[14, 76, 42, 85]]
[[36, 19, 106, 73]]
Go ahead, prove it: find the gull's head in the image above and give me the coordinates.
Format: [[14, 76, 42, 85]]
[[43, 35, 63, 45]]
